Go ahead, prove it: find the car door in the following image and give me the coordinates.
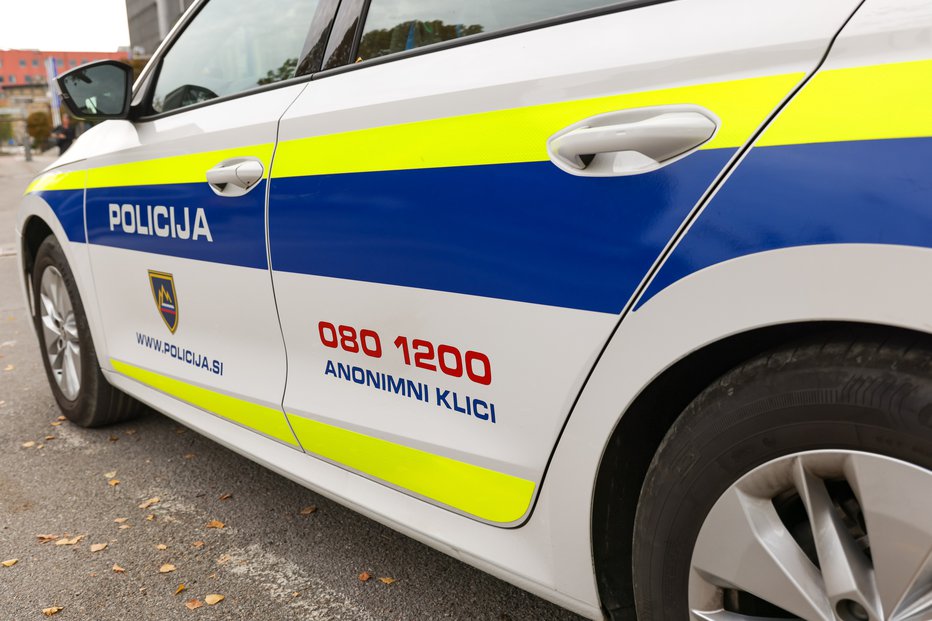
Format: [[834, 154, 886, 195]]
[[268, 0, 864, 523], [85, 0, 331, 447]]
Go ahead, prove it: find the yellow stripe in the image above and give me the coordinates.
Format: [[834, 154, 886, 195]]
[[111, 358, 299, 447], [86, 144, 275, 189], [273, 73, 804, 178], [287, 414, 535, 523], [759, 59, 932, 147], [25, 170, 85, 195]]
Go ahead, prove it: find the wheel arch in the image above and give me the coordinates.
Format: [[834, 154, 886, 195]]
[[590, 319, 931, 619], [20, 213, 56, 314]]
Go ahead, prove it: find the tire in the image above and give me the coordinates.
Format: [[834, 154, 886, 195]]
[[632, 332, 932, 620], [32, 235, 141, 427]]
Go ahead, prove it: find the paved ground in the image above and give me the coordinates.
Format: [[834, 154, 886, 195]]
[[0, 153, 583, 620]]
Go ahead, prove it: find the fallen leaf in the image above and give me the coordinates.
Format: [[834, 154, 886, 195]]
[[218, 493, 232, 501], [216, 554, 232, 565], [21, 441, 35, 448], [184, 599, 202, 610], [175, 427, 187, 435], [55, 535, 84, 546], [378, 577, 396, 584], [358, 571, 371, 582], [44, 435, 55, 441], [90, 543, 108, 553], [125, 429, 136, 435], [50, 421, 62, 427], [108, 435, 119, 442], [139, 497, 160, 509], [112, 564, 125, 573], [104, 471, 117, 478], [175, 584, 186, 595], [108, 479, 120, 487], [113, 518, 128, 524], [292, 592, 300, 598], [146, 514, 156, 522], [36, 444, 44, 449], [3, 364, 13, 371], [191, 541, 205, 549], [57, 416, 66, 421], [299, 505, 317, 516], [36, 534, 58, 543], [2, 559, 17, 567], [156, 544, 167, 550], [119, 524, 131, 530], [204, 594, 224, 606], [183, 453, 196, 460], [159, 563, 176, 573], [205, 520, 225, 529], [41, 606, 63, 616]]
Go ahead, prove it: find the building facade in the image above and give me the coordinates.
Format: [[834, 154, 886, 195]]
[[0, 49, 128, 88], [125, 0, 196, 57]]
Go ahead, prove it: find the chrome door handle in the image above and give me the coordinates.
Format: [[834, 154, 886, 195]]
[[547, 105, 718, 177], [206, 157, 264, 197]]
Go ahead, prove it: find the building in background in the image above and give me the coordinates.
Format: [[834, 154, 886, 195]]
[[0, 49, 130, 150], [125, 0, 196, 57]]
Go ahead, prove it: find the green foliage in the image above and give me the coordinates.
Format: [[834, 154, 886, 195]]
[[26, 111, 52, 147]]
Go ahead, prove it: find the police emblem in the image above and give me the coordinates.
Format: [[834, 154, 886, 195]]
[[148, 271, 179, 333]]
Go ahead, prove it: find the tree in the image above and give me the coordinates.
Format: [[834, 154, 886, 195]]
[[26, 111, 52, 148]]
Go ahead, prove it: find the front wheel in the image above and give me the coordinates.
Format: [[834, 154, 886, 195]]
[[32, 235, 141, 427], [633, 334, 932, 621]]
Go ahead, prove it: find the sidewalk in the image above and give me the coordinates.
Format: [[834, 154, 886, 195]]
[[0, 152, 58, 180]]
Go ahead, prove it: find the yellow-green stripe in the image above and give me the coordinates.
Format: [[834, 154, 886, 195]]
[[111, 358, 299, 447], [272, 72, 805, 178], [287, 413, 535, 523], [24, 169, 85, 195]]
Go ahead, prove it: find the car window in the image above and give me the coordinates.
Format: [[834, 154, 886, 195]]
[[150, 0, 320, 114], [358, 0, 624, 61]]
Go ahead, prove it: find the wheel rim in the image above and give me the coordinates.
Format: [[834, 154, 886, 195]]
[[689, 450, 932, 621], [39, 265, 81, 400]]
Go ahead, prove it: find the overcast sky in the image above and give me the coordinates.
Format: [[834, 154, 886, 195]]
[[1, 0, 130, 52]]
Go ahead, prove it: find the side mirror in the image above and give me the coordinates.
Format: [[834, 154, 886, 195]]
[[57, 60, 133, 121]]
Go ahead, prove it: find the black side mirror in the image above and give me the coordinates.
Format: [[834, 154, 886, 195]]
[[57, 60, 133, 121]]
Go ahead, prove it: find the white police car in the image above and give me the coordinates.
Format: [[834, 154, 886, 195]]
[[16, 0, 932, 618]]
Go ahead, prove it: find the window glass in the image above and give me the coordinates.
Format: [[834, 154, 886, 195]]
[[150, 0, 320, 114], [358, 0, 623, 61]]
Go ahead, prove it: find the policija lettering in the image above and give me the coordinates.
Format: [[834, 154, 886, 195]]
[[108, 203, 213, 241]]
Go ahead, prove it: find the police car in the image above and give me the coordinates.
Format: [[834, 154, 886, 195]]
[[15, 0, 932, 618]]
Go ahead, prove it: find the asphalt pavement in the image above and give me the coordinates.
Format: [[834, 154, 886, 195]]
[[0, 152, 582, 621]]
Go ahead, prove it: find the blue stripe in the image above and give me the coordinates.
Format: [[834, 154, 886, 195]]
[[36, 189, 85, 243], [638, 137, 932, 308], [268, 152, 734, 314], [86, 181, 268, 269]]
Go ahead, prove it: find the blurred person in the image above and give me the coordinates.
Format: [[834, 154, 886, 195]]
[[51, 116, 75, 154]]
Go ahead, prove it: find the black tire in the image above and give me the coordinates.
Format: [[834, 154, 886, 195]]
[[32, 235, 141, 427], [632, 331, 932, 619]]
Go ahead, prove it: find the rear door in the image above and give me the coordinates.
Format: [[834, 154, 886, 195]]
[[268, 0, 864, 523], [86, 0, 329, 446]]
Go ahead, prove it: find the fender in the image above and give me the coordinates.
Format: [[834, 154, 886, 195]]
[[539, 242, 932, 606]]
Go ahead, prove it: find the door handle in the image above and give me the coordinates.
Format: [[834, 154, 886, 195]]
[[206, 157, 264, 197], [547, 105, 718, 177]]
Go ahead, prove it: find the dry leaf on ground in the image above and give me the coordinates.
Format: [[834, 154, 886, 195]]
[[379, 577, 396, 584], [183, 453, 196, 459], [104, 471, 117, 478], [55, 535, 84, 546], [139, 497, 160, 509], [218, 493, 232, 501], [36, 534, 57, 543], [119, 524, 131, 530], [3, 364, 13, 371], [159, 563, 176, 573], [204, 594, 224, 606], [2, 559, 17, 567], [57, 416, 66, 421], [358, 571, 371, 582], [146, 514, 156, 521], [108, 479, 120, 487], [299, 505, 317, 515], [113, 517, 128, 524], [185, 599, 202, 610], [175, 584, 186, 595], [112, 564, 125, 573], [156, 544, 167, 550], [41, 606, 63, 616], [292, 592, 300, 598], [50, 421, 62, 427], [44, 435, 55, 441], [90, 543, 108, 553], [205, 520, 225, 529], [216, 554, 232, 565], [21, 441, 35, 448], [192, 541, 205, 549]]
